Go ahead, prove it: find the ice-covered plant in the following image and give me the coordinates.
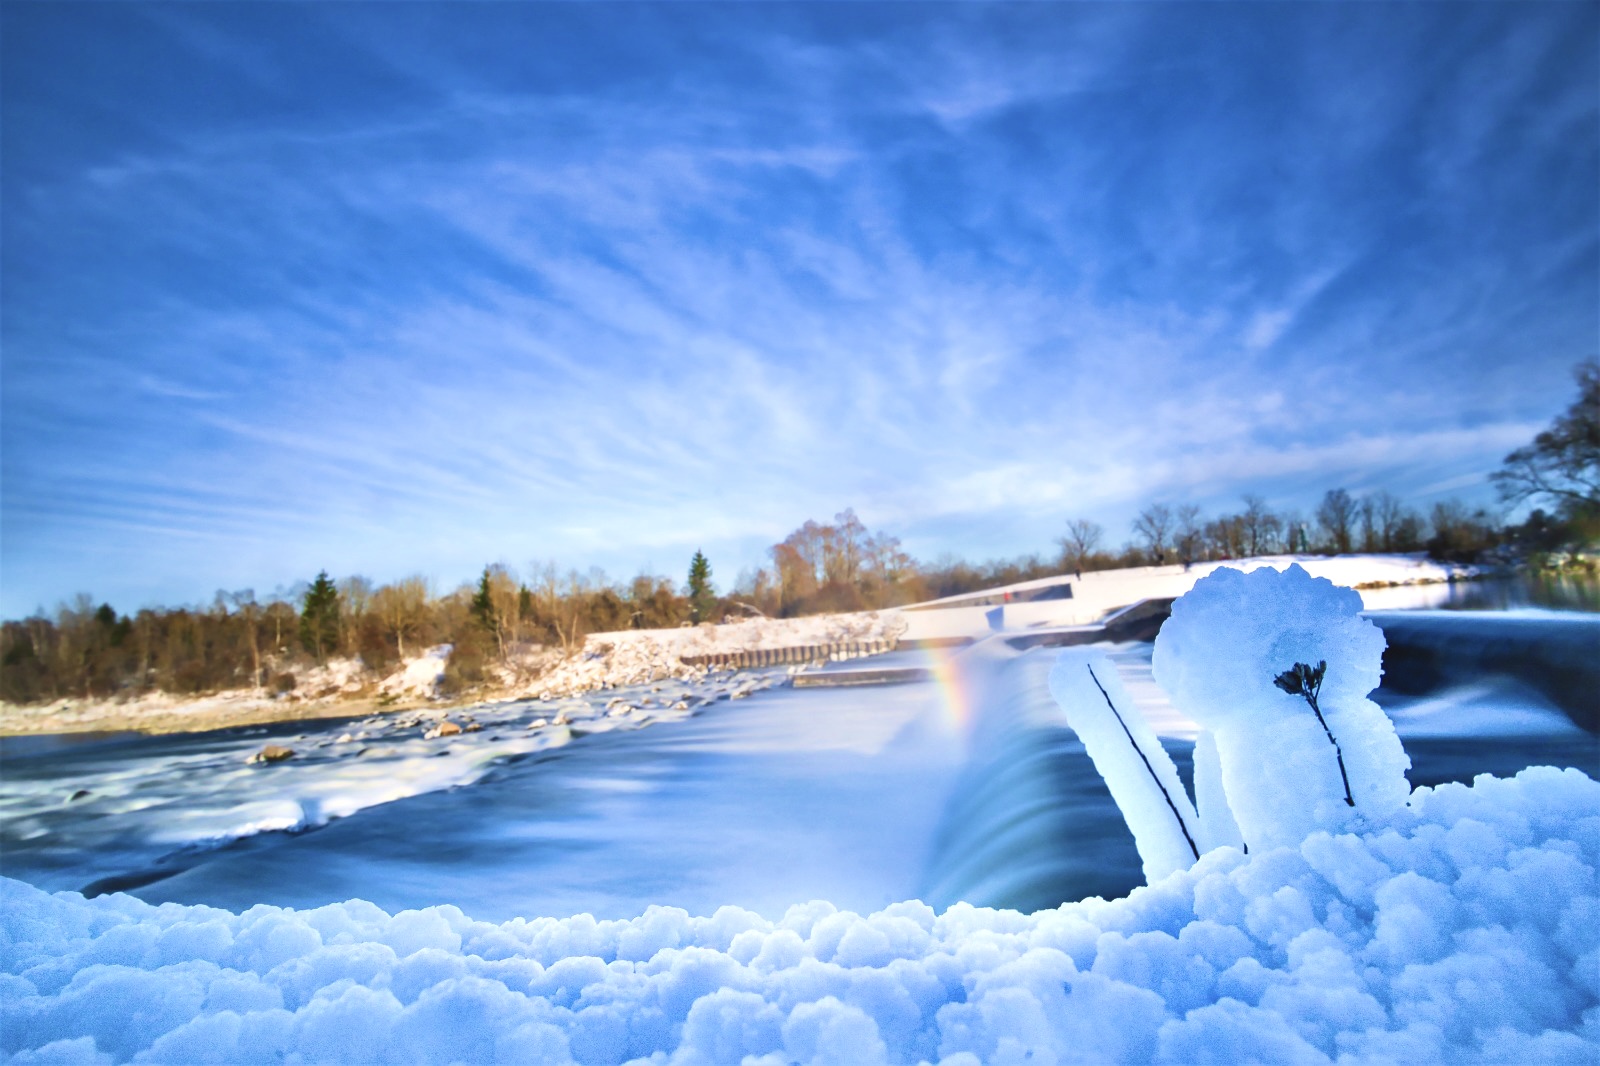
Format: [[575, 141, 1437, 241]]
[[1049, 648, 1201, 882], [1152, 564, 1411, 851], [1272, 659, 1354, 807]]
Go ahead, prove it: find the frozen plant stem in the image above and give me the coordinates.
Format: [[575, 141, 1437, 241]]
[[1086, 664, 1200, 860], [1273, 660, 1355, 807]]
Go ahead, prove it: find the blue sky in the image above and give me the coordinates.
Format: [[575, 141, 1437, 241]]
[[2, 2, 1596, 616]]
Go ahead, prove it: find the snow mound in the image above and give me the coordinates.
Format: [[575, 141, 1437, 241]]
[[2, 768, 1594, 1064], [379, 645, 452, 701], [1152, 564, 1412, 851]]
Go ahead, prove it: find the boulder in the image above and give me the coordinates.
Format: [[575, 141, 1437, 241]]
[[248, 745, 295, 764]]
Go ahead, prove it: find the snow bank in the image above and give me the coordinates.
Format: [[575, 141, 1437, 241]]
[[3, 767, 1594, 1064], [378, 645, 452, 701]]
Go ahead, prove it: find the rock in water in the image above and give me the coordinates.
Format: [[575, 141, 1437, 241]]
[[1152, 563, 1411, 850], [424, 720, 462, 739], [247, 745, 295, 764]]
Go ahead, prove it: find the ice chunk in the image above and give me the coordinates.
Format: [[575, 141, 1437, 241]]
[[1152, 564, 1411, 850], [1049, 648, 1200, 882]]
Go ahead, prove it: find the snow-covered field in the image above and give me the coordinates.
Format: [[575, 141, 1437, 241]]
[[2, 563, 1595, 1063]]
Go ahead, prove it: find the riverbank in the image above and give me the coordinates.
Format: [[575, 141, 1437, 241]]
[[0, 610, 907, 737]]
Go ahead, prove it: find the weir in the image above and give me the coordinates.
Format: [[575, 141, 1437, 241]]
[[915, 645, 1163, 912], [679, 638, 899, 670]]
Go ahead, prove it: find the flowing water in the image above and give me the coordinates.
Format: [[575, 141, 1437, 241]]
[[1, 609, 1595, 920]]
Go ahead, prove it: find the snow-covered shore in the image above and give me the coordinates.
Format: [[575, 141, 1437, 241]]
[[0, 614, 907, 737]]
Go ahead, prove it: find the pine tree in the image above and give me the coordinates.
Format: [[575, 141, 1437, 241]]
[[470, 567, 497, 632], [299, 571, 341, 663], [686, 550, 715, 624]]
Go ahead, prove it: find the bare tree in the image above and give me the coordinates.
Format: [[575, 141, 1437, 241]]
[[1058, 519, 1103, 574], [1239, 495, 1283, 556], [1491, 359, 1600, 518], [337, 575, 374, 657], [1315, 489, 1358, 553], [1175, 505, 1204, 564], [1206, 514, 1246, 559], [1132, 503, 1174, 562], [1358, 498, 1379, 553], [1370, 491, 1408, 551], [373, 576, 430, 659], [228, 590, 263, 689], [830, 508, 868, 585]]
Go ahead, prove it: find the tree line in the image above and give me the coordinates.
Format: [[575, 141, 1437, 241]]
[[0, 565, 692, 704], [3, 362, 1593, 705]]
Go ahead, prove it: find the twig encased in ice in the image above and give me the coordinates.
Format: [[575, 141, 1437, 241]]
[[1048, 647, 1200, 883]]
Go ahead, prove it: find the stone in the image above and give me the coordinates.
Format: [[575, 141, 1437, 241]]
[[248, 745, 295, 764]]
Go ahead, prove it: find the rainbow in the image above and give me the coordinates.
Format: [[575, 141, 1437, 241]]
[[922, 641, 979, 732]]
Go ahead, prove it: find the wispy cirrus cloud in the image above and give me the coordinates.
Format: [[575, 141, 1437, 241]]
[[1, 2, 1593, 614]]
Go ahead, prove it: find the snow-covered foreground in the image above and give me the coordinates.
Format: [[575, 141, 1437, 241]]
[[3, 766, 1594, 1064]]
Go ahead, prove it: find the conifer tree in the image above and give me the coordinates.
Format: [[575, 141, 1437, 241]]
[[686, 550, 715, 623], [470, 567, 497, 632], [299, 571, 341, 663]]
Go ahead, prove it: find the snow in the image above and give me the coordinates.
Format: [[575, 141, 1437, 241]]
[[2, 767, 1594, 1064], [378, 645, 451, 701], [1152, 564, 1413, 851], [522, 612, 906, 700], [1048, 648, 1200, 883]]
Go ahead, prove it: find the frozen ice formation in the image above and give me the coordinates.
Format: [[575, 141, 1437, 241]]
[[1049, 648, 1200, 884], [2, 767, 1595, 1064], [1152, 564, 1412, 851]]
